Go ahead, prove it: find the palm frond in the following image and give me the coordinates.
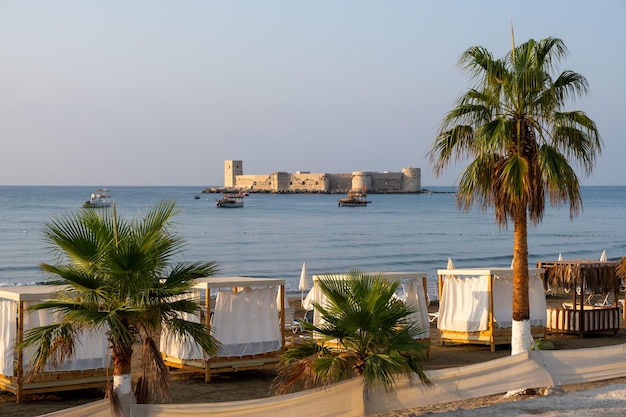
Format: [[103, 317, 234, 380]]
[[162, 316, 219, 357], [135, 336, 171, 404], [275, 271, 430, 394], [21, 323, 79, 380]]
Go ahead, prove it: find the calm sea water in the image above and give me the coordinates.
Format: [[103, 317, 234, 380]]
[[1, 186, 625, 294]]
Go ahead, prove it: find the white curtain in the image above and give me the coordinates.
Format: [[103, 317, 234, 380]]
[[439, 273, 547, 331], [211, 286, 282, 357], [160, 302, 205, 360], [0, 299, 17, 376], [492, 274, 547, 328], [438, 276, 490, 332], [22, 301, 110, 371], [492, 276, 513, 327], [529, 274, 548, 326], [403, 280, 430, 339]]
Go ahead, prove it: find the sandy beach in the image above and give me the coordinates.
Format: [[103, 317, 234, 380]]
[[1, 294, 625, 417]]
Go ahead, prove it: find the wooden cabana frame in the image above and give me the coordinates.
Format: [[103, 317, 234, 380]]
[[538, 260, 622, 336], [436, 268, 546, 352], [161, 276, 286, 382], [0, 286, 111, 403]]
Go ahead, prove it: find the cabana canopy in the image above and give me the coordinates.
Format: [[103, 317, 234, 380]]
[[0, 285, 111, 402], [436, 267, 547, 351], [160, 276, 286, 382]]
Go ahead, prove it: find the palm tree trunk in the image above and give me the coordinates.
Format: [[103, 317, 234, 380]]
[[511, 206, 531, 355], [112, 343, 136, 416]]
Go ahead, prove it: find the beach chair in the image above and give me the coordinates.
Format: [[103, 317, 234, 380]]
[[294, 309, 313, 329], [562, 291, 595, 309], [283, 307, 303, 334], [595, 292, 615, 307]]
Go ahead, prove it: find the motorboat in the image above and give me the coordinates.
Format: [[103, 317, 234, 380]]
[[82, 188, 112, 208], [216, 193, 244, 208], [338, 189, 371, 207]]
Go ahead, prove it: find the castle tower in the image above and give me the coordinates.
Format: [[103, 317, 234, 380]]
[[224, 160, 243, 188], [401, 167, 421, 192], [352, 171, 371, 192]]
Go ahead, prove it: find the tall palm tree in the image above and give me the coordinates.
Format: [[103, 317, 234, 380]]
[[429, 37, 601, 354], [21, 201, 219, 415], [272, 270, 430, 395]]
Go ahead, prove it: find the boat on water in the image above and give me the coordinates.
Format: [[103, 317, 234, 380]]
[[216, 193, 244, 208], [82, 188, 112, 208], [338, 189, 371, 207]]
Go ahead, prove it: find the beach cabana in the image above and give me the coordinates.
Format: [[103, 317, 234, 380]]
[[0, 286, 111, 403], [303, 272, 430, 341], [160, 277, 286, 382], [538, 260, 622, 336], [436, 267, 547, 352]]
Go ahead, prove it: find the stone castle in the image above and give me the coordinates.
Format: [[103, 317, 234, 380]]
[[222, 160, 421, 193]]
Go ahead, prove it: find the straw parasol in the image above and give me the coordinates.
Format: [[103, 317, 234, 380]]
[[542, 260, 620, 295]]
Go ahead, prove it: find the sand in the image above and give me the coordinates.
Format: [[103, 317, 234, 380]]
[[1, 294, 625, 417]]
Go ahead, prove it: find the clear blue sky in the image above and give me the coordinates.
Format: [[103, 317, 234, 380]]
[[1, 1, 624, 186]]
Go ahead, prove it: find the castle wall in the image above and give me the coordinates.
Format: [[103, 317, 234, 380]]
[[288, 173, 329, 192], [234, 174, 274, 191], [369, 172, 404, 193], [327, 174, 353, 193], [224, 160, 421, 193]]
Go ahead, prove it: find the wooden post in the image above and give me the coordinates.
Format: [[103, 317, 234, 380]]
[[16, 301, 24, 403], [204, 289, 212, 383], [437, 274, 443, 304], [488, 274, 495, 353], [280, 285, 286, 349], [578, 275, 585, 337]]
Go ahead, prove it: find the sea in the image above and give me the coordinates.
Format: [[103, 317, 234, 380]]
[[1, 186, 625, 297]]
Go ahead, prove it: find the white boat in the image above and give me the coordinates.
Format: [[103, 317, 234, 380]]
[[216, 193, 244, 208], [82, 189, 112, 208]]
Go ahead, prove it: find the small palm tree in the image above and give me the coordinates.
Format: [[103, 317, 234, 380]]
[[272, 270, 430, 395], [429, 36, 601, 354], [21, 201, 219, 415]]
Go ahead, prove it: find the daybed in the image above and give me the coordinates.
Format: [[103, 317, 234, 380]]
[[538, 260, 621, 336], [304, 272, 430, 341], [160, 276, 286, 382], [0, 285, 111, 402], [436, 268, 547, 352]]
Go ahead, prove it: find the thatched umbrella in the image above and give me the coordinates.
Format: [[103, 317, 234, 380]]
[[540, 260, 621, 309]]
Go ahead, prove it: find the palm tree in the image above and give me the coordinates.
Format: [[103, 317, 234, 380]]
[[429, 36, 601, 354], [21, 201, 219, 415], [272, 270, 430, 395]]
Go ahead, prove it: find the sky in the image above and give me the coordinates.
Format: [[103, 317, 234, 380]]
[[1, 1, 624, 187]]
